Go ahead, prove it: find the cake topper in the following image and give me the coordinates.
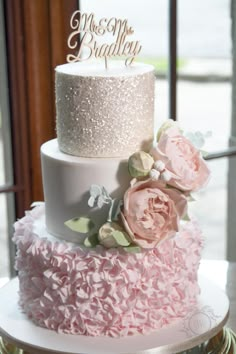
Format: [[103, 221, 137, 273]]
[[67, 11, 142, 68]]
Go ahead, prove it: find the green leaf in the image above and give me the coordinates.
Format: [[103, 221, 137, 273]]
[[111, 230, 131, 246], [64, 217, 95, 233], [90, 184, 102, 198], [124, 245, 141, 253], [84, 234, 99, 247], [182, 213, 191, 221], [88, 196, 95, 207], [112, 199, 123, 221], [102, 186, 110, 198], [97, 195, 105, 208], [188, 194, 196, 202]]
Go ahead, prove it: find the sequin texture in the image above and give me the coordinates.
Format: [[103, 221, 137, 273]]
[[55, 63, 155, 157]]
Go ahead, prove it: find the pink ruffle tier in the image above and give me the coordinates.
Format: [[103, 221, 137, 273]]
[[13, 204, 203, 337]]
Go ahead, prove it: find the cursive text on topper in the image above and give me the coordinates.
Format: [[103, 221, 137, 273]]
[[67, 11, 142, 66]]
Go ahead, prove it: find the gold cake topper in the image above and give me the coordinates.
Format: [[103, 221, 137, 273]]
[[67, 11, 142, 67]]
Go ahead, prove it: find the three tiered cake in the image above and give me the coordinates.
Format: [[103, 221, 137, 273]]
[[13, 59, 210, 337], [12, 7, 211, 339]]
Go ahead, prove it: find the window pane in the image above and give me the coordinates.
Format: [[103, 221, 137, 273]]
[[155, 79, 231, 151], [177, 0, 231, 152], [0, 1, 13, 187], [178, 0, 231, 59], [189, 158, 227, 260], [0, 193, 10, 277], [178, 81, 231, 152], [0, 121, 4, 185], [80, 1, 167, 63], [0, 0, 15, 278]]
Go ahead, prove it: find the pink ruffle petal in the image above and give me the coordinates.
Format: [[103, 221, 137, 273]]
[[13, 205, 203, 337]]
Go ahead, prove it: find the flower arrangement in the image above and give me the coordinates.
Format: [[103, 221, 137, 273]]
[[65, 120, 210, 251]]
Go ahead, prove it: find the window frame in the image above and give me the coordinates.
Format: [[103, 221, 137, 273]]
[[2, 0, 78, 275]]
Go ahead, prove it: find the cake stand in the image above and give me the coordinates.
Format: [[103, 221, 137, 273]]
[[0, 276, 229, 354]]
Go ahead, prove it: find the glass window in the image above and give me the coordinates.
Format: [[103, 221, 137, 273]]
[[189, 158, 227, 260], [0, 0, 15, 278], [80, 0, 231, 260], [0, 193, 11, 277]]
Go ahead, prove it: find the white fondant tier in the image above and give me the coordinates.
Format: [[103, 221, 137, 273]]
[[55, 61, 155, 157], [41, 139, 131, 243], [13, 204, 204, 338]]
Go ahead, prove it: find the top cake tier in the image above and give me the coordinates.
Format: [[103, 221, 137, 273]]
[[55, 61, 155, 158]]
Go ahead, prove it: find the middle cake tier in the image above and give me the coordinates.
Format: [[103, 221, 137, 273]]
[[41, 139, 131, 243]]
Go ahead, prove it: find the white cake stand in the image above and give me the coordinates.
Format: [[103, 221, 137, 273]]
[[0, 276, 229, 354]]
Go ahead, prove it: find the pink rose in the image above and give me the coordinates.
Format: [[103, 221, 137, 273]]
[[150, 127, 210, 192], [121, 179, 188, 249]]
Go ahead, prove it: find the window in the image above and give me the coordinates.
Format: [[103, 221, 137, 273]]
[[0, 0, 15, 278], [81, 0, 234, 260], [1, 0, 78, 278], [1, 0, 235, 278]]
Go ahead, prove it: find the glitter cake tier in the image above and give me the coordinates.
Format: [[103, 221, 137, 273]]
[[41, 139, 131, 243], [13, 204, 203, 337], [55, 61, 155, 158]]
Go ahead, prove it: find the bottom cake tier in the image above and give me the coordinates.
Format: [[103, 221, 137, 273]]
[[13, 204, 203, 337]]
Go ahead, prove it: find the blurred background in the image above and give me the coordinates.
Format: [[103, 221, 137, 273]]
[[0, 0, 235, 280]]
